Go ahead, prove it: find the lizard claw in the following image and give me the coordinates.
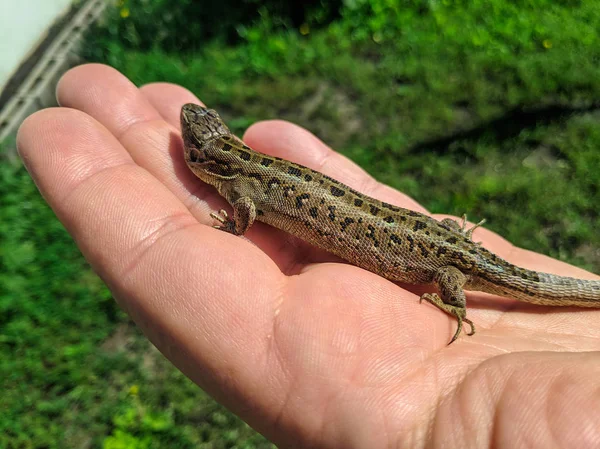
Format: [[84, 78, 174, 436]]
[[465, 218, 486, 240], [440, 214, 486, 241], [419, 292, 476, 344], [210, 209, 229, 225], [209, 209, 237, 234]]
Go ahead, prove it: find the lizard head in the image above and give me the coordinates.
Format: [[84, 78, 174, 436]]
[[180, 103, 238, 181], [180, 103, 230, 149]]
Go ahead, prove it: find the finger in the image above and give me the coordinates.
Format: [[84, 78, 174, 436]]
[[17, 107, 194, 284], [140, 82, 202, 127], [17, 107, 289, 430], [56, 64, 162, 138], [56, 65, 225, 228]]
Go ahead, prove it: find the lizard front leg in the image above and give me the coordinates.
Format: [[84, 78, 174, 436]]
[[210, 196, 256, 236], [420, 265, 475, 344]]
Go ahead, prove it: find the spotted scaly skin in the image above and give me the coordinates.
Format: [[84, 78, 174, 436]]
[[180, 103, 600, 343]]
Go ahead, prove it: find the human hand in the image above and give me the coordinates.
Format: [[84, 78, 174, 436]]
[[18, 64, 600, 448]]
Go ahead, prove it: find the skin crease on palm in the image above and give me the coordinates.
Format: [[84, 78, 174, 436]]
[[16, 64, 600, 448]]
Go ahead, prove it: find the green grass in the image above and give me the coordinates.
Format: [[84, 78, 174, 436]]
[[3, 0, 600, 447]]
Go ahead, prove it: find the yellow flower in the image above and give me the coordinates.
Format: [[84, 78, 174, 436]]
[[128, 384, 139, 396], [543, 39, 552, 49], [120, 7, 130, 19], [299, 23, 310, 36]]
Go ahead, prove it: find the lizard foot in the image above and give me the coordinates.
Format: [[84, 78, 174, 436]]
[[440, 214, 486, 243], [420, 293, 475, 344], [463, 215, 486, 241], [209, 197, 256, 236], [210, 209, 237, 234]]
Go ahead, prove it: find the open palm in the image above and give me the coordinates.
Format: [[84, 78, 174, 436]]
[[18, 64, 600, 448]]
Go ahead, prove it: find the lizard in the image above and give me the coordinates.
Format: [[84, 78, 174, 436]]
[[180, 103, 600, 344]]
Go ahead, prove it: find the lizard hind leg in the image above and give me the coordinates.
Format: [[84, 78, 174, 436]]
[[420, 265, 475, 344]]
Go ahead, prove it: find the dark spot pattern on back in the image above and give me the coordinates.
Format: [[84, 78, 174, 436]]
[[238, 150, 251, 161], [304, 174, 313, 182], [366, 224, 380, 247], [295, 193, 311, 209], [330, 186, 346, 197], [261, 158, 274, 167], [288, 167, 302, 177], [452, 250, 471, 267], [354, 198, 364, 207], [437, 223, 452, 232], [309, 207, 318, 218], [328, 205, 336, 221], [382, 202, 401, 212], [340, 217, 355, 231], [417, 243, 429, 257], [414, 221, 427, 231], [383, 216, 394, 223], [369, 205, 380, 216], [406, 235, 415, 252], [323, 175, 340, 184]]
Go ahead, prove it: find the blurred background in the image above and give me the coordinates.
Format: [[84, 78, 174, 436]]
[[1, 0, 599, 447]]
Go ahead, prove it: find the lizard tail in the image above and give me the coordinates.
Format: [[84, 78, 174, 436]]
[[472, 264, 600, 307]]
